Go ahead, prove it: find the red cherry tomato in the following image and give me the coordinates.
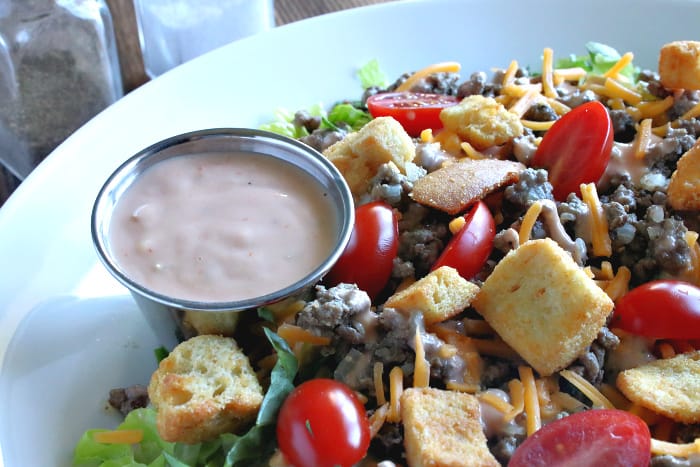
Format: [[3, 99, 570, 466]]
[[431, 200, 495, 279], [276, 379, 371, 467], [366, 92, 459, 136], [531, 100, 613, 201], [612, 279, 700, 339], [324, 201, 398, 300], [509, 409, 651, 467]]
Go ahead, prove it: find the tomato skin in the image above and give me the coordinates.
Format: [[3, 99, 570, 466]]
[[509, 409, 651, 467], [276, 379, 371, 467], [531, 100, 614, 201], [431, 201, 495, 279], [366, 92, 459, 136], [612, 280, 700, 339], [324, 201, 398, 300]]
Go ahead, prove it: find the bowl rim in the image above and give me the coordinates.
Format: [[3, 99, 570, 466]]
[[91, 127, 355, 312]]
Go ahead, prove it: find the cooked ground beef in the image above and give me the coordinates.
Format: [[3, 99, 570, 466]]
[[609, 109, 636, 143], [108, 385, 149, 416], [504, 167, 554, 210], [397, 225, 448, 278], [299, 126, 349, 152], [556, 88, 596, 108], [650, 455, 692, 467], [523, 103, 558, 122], [295, 283, 375, 345]]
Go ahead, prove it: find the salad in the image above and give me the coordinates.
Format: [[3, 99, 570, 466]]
[[74, 41, 700, 466]]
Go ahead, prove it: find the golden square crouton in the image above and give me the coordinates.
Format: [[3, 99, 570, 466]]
[[668, 139, 700, 210], [439, 95, 523, 150], [472, 238, 614, 376], [617, 351, 700, 423], [384, 266, 479, 325], [659, 41, 700, 90], [401, 387, 499, 467], [181, 310, 240, 338], [148, 335, 263, 443], [323, 116, 415, 197], [411, 158, 524, 214]]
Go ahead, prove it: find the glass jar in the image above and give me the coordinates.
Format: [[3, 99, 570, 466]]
[[0, 0, 123, 182]]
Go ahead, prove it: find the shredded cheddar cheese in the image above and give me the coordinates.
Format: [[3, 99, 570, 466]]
[[502, 60, 519, 87], [518, 200, 543, 245], [633, 118, 652, 159], [521, 119, 556, 131], [387, 366, 404, 423], [395, 61, 461, 92], [413, 328, 430, 388], [658, 341, 677, 359], [580, 183, 612, 257], [448, 216, 466, 234], [374, 361, 387, 406], [420, 128, 434, 143], [651, 438, 700, 458], [604, 265, 631, 302], [681, 100, 700, 120], [369, 403, 390, 438], [602, 52, 634, 80], [604, 77, 643, 105], [637, 95, 675, 119], [541, 47, 556, 99], [519, 366, 541, 435], [504, 378, 525, 422], [479, 391, 515, 414], [553, 67, 587, 84], [445, 381, 481, 393], [509, 88, 540, 117], [460, 141, 486, 159], [93, 429, 144, 445], [599, 383, 631, 409], [502, 83, 543, 98], [559, 369, 615, 409], [277, 323, 332, 346]]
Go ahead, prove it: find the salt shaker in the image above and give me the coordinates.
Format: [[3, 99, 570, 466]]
[[0, 0, 123, 182]]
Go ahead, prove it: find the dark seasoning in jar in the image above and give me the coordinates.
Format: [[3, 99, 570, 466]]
[[0, 0, 123, 202]]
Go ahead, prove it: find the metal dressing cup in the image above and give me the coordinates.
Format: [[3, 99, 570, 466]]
[[91, 128, 354, 350]]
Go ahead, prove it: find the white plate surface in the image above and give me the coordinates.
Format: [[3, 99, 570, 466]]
[[1, 0, 698, 465]]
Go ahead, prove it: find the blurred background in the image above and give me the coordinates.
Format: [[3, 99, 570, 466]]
[[0, 0, 395, 206]]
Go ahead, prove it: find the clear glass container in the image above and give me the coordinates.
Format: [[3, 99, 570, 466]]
[[0, 0, 123, 182]]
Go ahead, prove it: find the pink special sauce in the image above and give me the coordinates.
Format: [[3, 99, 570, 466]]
[[108, 151, 338, 302]]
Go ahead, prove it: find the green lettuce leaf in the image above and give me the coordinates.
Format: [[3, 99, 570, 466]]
[[555, 41, 638, 83], [224, 328, 298, 466], [357, 58, 389, 89], [326, 103, 372, 131], [73, 329, 298, 467]]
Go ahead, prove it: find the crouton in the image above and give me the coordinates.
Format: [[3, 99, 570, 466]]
[[617, 351, 700, 423], [323, 116, 415, 197], [401, 387, 499, 467], [384, 266, 479, 324], [440, 95, 524, 150], [148, 335, 263, 443], [181, 310, 240, 337], [659, 41, 700, 90], [472, 238, 614, 376], [668, 139, 700, 210], [411, 158, 524, 214]]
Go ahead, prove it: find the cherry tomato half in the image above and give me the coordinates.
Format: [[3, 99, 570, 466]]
[[431, 200, 495, 279], [276, 379, 371, 467], [509, 409, 651, 467], [531, 100, 613, 201], [324, 201, 398, 300], [612, 279, 700, 339], [366, 92, 459, 136]]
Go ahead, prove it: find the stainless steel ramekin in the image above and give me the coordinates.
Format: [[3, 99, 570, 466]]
[[91, 128, 354, 349]]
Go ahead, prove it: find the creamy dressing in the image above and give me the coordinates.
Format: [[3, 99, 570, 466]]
[[108, 151, 338, 302]]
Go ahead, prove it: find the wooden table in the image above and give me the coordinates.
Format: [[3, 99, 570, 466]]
[[106, 0, 396, 93]]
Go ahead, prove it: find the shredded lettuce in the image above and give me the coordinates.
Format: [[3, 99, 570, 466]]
[[555, 41, 639, 83], [260, 101, 372, 138], [72, 329, 298, 467], [357, 58, 389, 89]]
